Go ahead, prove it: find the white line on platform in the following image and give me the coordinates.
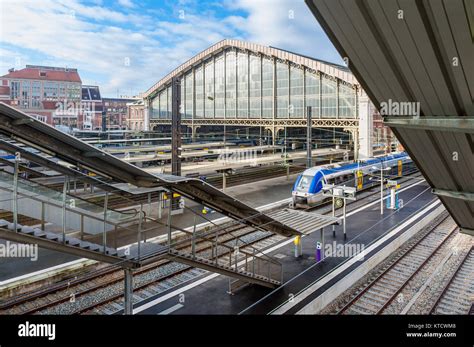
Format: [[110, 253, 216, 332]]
[[133, 178, 427, 314], [157, 303, 184, 315]]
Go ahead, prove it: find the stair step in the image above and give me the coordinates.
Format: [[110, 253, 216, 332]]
[[33, 230, 46, 238], [46, 233, 59, 241], [66, 238, 81, 246], [21, 226, 35, 235]]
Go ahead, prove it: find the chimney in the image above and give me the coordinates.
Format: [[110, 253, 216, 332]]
[[8, 68, 14, 73]]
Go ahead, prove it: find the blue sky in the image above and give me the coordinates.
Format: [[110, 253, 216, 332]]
[[0, 0, 342, 97]]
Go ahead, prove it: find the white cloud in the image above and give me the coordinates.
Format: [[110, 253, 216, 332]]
[[0, 0, 342, 97], [229, 0, 343, 64], [117, 0, 134, 8]]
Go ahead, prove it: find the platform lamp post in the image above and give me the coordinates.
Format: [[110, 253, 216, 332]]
[[322, 184, 356, 240], [371, 166, 391, 215], [306, 106, 312, 168]]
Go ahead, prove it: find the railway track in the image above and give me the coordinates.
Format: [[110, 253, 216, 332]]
[[429, 246, 474, 315], [338, 215, 457, 315], [1, 171, 422, 315], [0, 222, 279, 315]]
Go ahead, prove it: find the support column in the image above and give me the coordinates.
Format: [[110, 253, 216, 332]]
[[143, 98, 150, 131], [171, 77, 182, 177], [353, 128, 359, 162], [12, 152, 20, 231], [124, 268, 133, 315], [358, 91, 373, 159], [306, 106, 312, 168]]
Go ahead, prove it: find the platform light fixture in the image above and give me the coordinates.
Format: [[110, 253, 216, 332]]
[[322, 184, 356, 239]]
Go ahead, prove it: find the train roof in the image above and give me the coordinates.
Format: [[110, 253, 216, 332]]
[[301, 152, 408, 177]]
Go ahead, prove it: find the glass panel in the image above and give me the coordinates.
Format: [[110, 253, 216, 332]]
[[289, 66, 304, 118], [321, 76, 337, 118], [10, 81, 20, 99], [338, 83, 355, 118], [184, 72, 193, 119], [195, 67, 204, 118], [237, 52, 248, 118], [214, 54, 225, 118], [180, 77, 185, 117], [21, 81, 30, 108], [261, 57, 273, 118], [305, 72, 320, 118], [166, 86, 171, 119], [276, 62, 289, 118], [225, 51, 236, 118], [249, 55, 261, 118], [159, 89, 167, 119], [32, 81, 41, 108], [151, 96, 159, 119], [204, 61, 214, 118]]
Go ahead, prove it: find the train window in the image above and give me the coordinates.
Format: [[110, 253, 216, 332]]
[[297, 175, 313, 191]]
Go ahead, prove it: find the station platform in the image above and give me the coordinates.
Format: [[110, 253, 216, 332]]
[[0, 174, 297, 281], [133, 180, 438, 314]]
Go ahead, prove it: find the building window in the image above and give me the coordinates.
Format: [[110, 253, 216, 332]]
[[32, 81, 41, 108], [276, 62, 289, 118], [306, 72, 320, 117], [214, 54, 225, 118], [44, 81, 59, 99], [204, 60, 214, 118], [289, 66, 304, 118], [339, 83, 355, 118], [225, 50, 236, 118], [159, 89, 167, 119], [10, 81, 19, 99], [249, 55, 261, 118], [261, 57, 273, 118], [321, 77, 337, 118], [184, 72, 193, 119], [195, 67, 204, 118], [21, 81, 30, 108], [237, 52, 248, 118]]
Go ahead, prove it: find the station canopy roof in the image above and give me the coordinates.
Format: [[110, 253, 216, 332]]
[[306, 0, 474, 235]]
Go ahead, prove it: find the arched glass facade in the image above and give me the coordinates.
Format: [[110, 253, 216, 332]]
[[150, 48, 357, 121]]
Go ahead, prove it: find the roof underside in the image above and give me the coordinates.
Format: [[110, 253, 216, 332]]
[[0, 102, 300, 237], [306, 0, 474, 234], [143, 39, 358, 99]]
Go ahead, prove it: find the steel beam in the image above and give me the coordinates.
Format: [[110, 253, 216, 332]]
[[384, 117, 474, 134], [432, 188, 474, 202], [171, 77, 182, 177], [123, 268, 133, 315], [459, 227, 474, 236], [0, 228, 138, 268]]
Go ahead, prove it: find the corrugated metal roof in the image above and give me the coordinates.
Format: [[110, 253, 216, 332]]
[[305, 0, 474, 234], [0, 102, 300, 237]]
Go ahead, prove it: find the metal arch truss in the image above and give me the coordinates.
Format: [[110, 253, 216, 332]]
[[150, 118, 359, 128]]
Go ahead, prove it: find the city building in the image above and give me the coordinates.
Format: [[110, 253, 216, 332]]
[[126, 99, 145, 132], [81, 85, 103, 130], [102, 97, 136, 130], [143, 39, 397, 158], [0, 65, 82, 126]]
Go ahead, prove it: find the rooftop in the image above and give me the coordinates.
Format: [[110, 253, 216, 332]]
[[1, 66, 81, 83]]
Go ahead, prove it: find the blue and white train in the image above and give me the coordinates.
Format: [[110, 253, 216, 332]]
[[291, 152, 416, 208]]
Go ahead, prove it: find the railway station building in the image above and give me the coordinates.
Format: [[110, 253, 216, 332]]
[[143, 39, 393, 159]]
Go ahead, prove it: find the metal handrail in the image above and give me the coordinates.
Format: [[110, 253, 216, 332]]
[[0, 184, 138, 227]]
